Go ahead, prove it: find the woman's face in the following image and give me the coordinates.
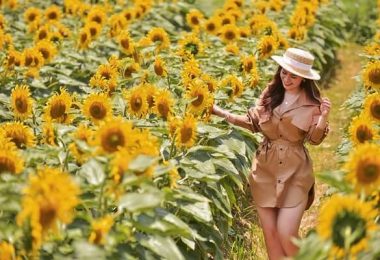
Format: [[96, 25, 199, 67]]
[[280, 68, 303, 92]]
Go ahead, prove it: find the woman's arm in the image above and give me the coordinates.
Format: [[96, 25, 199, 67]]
[[212, 104, 259, 131]]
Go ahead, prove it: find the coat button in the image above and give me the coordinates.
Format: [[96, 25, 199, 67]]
[[279, 134, 282, 137], [279, 161, 282, 164], [277, 179, 281, 183], [280, 118, 283, 121]]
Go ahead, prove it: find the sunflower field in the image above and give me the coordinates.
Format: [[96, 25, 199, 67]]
[[0, 0, 378, 259]]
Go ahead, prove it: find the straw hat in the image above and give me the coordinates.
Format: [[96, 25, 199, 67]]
[[271, 48, 320, 80]]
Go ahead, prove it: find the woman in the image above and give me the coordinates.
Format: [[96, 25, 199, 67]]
[[212, 48, 331, 259]]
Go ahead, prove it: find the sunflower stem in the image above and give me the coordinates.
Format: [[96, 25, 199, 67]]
[[98, 176, 107, 216], [169, 135, 176, 159]]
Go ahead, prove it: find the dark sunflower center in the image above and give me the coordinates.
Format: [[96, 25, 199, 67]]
[[147, 95, 154, 108], [124, 66, 136, 78], [332, 211, 366, 249], [39, 203, 57, 229], [356, 125, 373, 143], [233, 84, 240, 95], [207, 23, 215, 31], [132, 97, 142, 111], [370, 101, 380, 120], [185, 43, 199, 55], [103, 130, 125, 152], [245, 61, 253, 72], [47, 11, 58, 20], [357, 162, 379, 184], [89, 27, 98, 37], [28, 13, 36, 22], [158, 103, 169, 118], [152, 34, 163, 43], [191, 16, 199, 25], [8, 134, 26, 149], [39, 48, 50, 60], [368, 68, 380, 85], [222, 18, 231, 25], [90, 102, 107, 119], [39, 30, 48, 40], [92, 16, 102, 24], [207, 82, 215, 92], [124, 12, 132, 21], [80, 32, 88, 44], [263, 43, 273, 54], [101, 71, 111, 80], [121, 38, 130, 49], [225, 31, 236, 40], [154, 63, 164, 76], [180, 127, 193, 143], [192, 93, 204, 107], [0, 156, 16, 173], [25, 56, 33, 66], [50, 100, 66, 118], [15, 97, 28, 113]]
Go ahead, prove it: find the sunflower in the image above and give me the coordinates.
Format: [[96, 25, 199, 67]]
[[186, 9, 204, 29], [344, 143, 380, 195], [363, 92, 380, 122], [241, 55, 257, 74], [277, 35, 289, 50], [45, 5, 62, 21], [110, 149, 133, 183], [225, 43, 239, 55], [204, 17, 221, 35], [122, 8, 135, 22], [257, 35, 278, 60], [249, 68, 261, 88], [201, 74, 218, 93], [85, 21, 102, 40], [23, 47, 44, 68], [175, 114, 197, 148], [68, 124, 93, 164], [77, 27, 91, 50], [362, 61, 380, 90], [0, 148, 24, 174], [17, 167, 80, 252], [118, 30, 135, 55], [5, 48, 24, 68], [364, 43, 380, 56], [181, 58, 202, 87], [10, 84, 34, 120], [219, 24, 240, 43], [167, 116, 181, 138], [153, 89, 174, 120], [123, 85, 148, 118], [288, 26, 307, 41], [35, 25, 50, 42], [221, 74, 244, 99], [239, 26, 251, 38], [42, 121, 57, 146], [348, 115, 378, 145], [89, 64, 118, 92], [143, 83, 158, 110], [146, 27, 170, 51], [108, 14, 128, 38], [220, 13, 236, 26], [186, 81, 213, 115], [2, 122, 35, 149], [44, 88, 72, 124], [95, 117, 133, 154], [131, 128, 159, 157], [317, 194, 378, 258], [153, 56, 167, 77], [24, 7, 41, 24], [82, 92, 112, 124], [88, 215, 114, 245], [0, 242, 15, 260], [86, 7, 107, 26], [178, 33, 204, 57], [121, 61, 140, 78], [35, 40, 57, 63]]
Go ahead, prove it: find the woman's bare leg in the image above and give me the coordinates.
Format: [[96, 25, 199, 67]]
[[277, 198, 308, 257], [256, 206, 286, 260]]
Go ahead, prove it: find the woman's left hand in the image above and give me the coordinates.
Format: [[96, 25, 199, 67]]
[[320, 97, 331, 117]]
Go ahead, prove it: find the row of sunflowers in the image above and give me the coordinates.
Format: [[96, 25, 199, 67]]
[[0, 0, 348, 258], [295, 6, 380, 260]]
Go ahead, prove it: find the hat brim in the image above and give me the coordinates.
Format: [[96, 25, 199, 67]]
[[271, 55, 321, 80]]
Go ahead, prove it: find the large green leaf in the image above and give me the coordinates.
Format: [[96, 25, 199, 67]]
[[138, 234, 185, 260], [119, 190, 164, 212]]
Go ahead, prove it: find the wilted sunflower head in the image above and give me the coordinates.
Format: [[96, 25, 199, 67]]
[[363, 92, 380, 122], [82, 92, 112, 124], [317, 194, 378, 258], [344, 143, 380, 195], [11, 84, 34, 120], [363, 61, 380, 90]]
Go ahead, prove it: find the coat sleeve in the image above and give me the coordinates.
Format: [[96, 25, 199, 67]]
[[305, 107, 329, 145], [225, 107, 261, 133]]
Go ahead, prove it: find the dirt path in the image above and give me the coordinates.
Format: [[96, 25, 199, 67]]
[[300, 43, 363, 235]]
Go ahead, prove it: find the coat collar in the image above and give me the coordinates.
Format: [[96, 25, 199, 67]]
[[279, 89, 320, 115]]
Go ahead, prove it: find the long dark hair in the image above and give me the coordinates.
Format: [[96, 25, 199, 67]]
[[259, 66, 322, 113]]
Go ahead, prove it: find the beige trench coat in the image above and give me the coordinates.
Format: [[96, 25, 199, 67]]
[[229, 90, 329, 209]]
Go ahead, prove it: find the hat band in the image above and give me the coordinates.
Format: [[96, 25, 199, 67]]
[[283, 55, 312, 73]]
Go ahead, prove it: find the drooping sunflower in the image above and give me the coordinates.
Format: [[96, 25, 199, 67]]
[[123, 86, 148, 118], [88, 215, 114, 245], [45, 5, 62, 22], [108, 14, 128, 38], [77, 27, 91, 50], [219, 24, 240, 43], [89, 64, 118, 92], [42, 121, 57, 146], [2, 122, 35, 149], [225, 43, 239, 55], [201, 74, 218, 93], [185, 81, 213, 115], [10, 84, 34, 120], [344, 143, 380, 195], [95, 117, 134, 154], [167, 116, 181, 138], [317, 194, 378, 258], [248, 68, 261, 88], [118, 30, 135, 55], [363, 92, 380, 122], [348, 115, 378, 145], [35, 39, 57, 63], [82, 92, 112, 124], [186, 9, 204, 29], [143, 83, 158, 110], [175, 114, 197, 148], [121, 61, 140, 78], [288, 26, 307, 41], [362, 61, 380, 90], [241, 55, 257, 74], [257, 35, 278, 60], [17, 167, 80, 252], [44, 88, 73, 124], [153, 89, 174, 120], [153, 56, 167, 77], [181, 58, 202, 87]]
